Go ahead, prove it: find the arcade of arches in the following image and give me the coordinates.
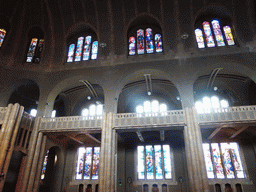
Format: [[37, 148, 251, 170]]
[[1, 0, 256, 192]]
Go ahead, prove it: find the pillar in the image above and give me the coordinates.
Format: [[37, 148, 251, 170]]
[[99, 112, 116, 192]]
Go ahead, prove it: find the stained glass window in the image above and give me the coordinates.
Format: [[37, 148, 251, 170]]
[[26, 38, 38, 62], [0, 29, 6, 47], [203, 21, 215, 47], [223, 26, 235, 46], [67, 35, 98, 62], [195, 20, 235, 48], [137, 29, 145, 54], [211, 20, 225, 47], [129, 36, 136, 55], [146, 28, 154, 54], [83, 36, 92, 61], [137, 145, 172, 180], [202, 143, 245, 179], [155, 34, 163, 53], [76, 147, 100, 180], [195, 29, 205, 48], [67, 44, 75, 62], [41, 150, 49, 179]]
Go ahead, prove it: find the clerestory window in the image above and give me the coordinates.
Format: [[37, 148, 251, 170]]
[[67, 35, 98, 62], [0, 29, 6, 47], [195, 96, 229, 113], [195, 19, 235, 49]]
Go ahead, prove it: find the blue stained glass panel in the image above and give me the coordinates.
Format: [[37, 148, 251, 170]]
[[91, 41, 98, 60], [137, 29, 144, 54], [67, 44, 75, 62], [221, 143, 235, 178], [0, 29, 6, 47], [146, 145, 153, 179], [155, 34, 163, 53], [230, 143, 245, 178], [83, 36, 92, 60], [137, 146, 145, 179], [202, 144, 214, 178], [146, 28, 154, 53], [26, 38, 38, 62], [211, 20, 225, 47], [154, 145, 163, 179], [84, 147, 92, 179], [129, 36, 136, 55], [163, 145, 172, 179], [203, 21, 215, 47], [92, 147, 100, 180], [75, 37, 84, 61]]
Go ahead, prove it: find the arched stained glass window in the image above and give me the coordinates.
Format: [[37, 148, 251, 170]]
[[0, 29, 6, 47], [67, 34, 98, 62], [195, 19, 235, 48], [137, 29, 145, 54], [203, 21, 215, 47], [83, 36, 92, 61], [155, 34, 163, 52], [223, 26, 235, 46], [146, 28, 154, 54], [67, 44, 75, 62], [129, 36, 136, 55], [26, 38, 44, 63], [129, 28, 163, 55], [26, 38, 38, 62], [211, 20, 225, 47], [41, 150, 49, 179], [195, 29, 205, 48]]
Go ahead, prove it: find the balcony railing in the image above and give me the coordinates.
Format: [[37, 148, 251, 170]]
[[198, 105, 256, 124], [40, 115, 102, 131], [113, 110, 185, 128]]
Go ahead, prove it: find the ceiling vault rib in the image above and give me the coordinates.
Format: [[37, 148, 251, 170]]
[[85, 133, 101, 144], [207, 127, 222, 140]]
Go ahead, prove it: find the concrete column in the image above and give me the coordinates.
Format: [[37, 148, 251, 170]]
[[33, 135, 47, 192], [27, 132, 43, 192], [0, 103, 13, 147], [20, 117, 41, 192], [99, 112, 116, 192], [0, 105, 23, 191], [0, 103, 19, 172]]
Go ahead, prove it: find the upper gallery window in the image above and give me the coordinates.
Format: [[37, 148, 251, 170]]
[[67, 36, 98, 62], [81, 104, 103, 117], [195, 19, 235, 49], [203, 142, 245, 179], [195, 96, 229, 113], [137, 145, 172, 180], [128, 28, 163, 55], [26, 38, 44, 63], [76, 147, 100, 180], [136, 100, 167, 114], [0, 29, 6, 47]]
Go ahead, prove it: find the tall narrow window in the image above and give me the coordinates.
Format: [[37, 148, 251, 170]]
[[91, 41, 98, 60], [195, 29, 205, 48], [146, 28, 154, 54], [155, 34, 163, 53], [26, 38, 38, 62], [76, 147, 100, 180], [137, 145, 172, 180], [136, 100, 168, 115], [41, 150, 49, 179], [67, 44, 75, 62], [211, 20, 225, 47], [223, 26, 235, 46], [203, 143, 245, 179], [26, 38, 44, 63], [129, 36, 136, 55], [83, 36, 92, 61], [203, 21, 215, 47], [137, 29, 145, 54], [0, 29, 6, 47], [75, 37, 84, 61]]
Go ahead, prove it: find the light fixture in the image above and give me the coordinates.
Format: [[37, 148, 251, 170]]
[[99, 42, 106, 48], [147, 91, 151, 96], [181, 33, 189, 39], [144, 74, 152, 96], [213, 86, 218, 91], [176, 96, 180, 100], [87, 96, 91, 100]]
